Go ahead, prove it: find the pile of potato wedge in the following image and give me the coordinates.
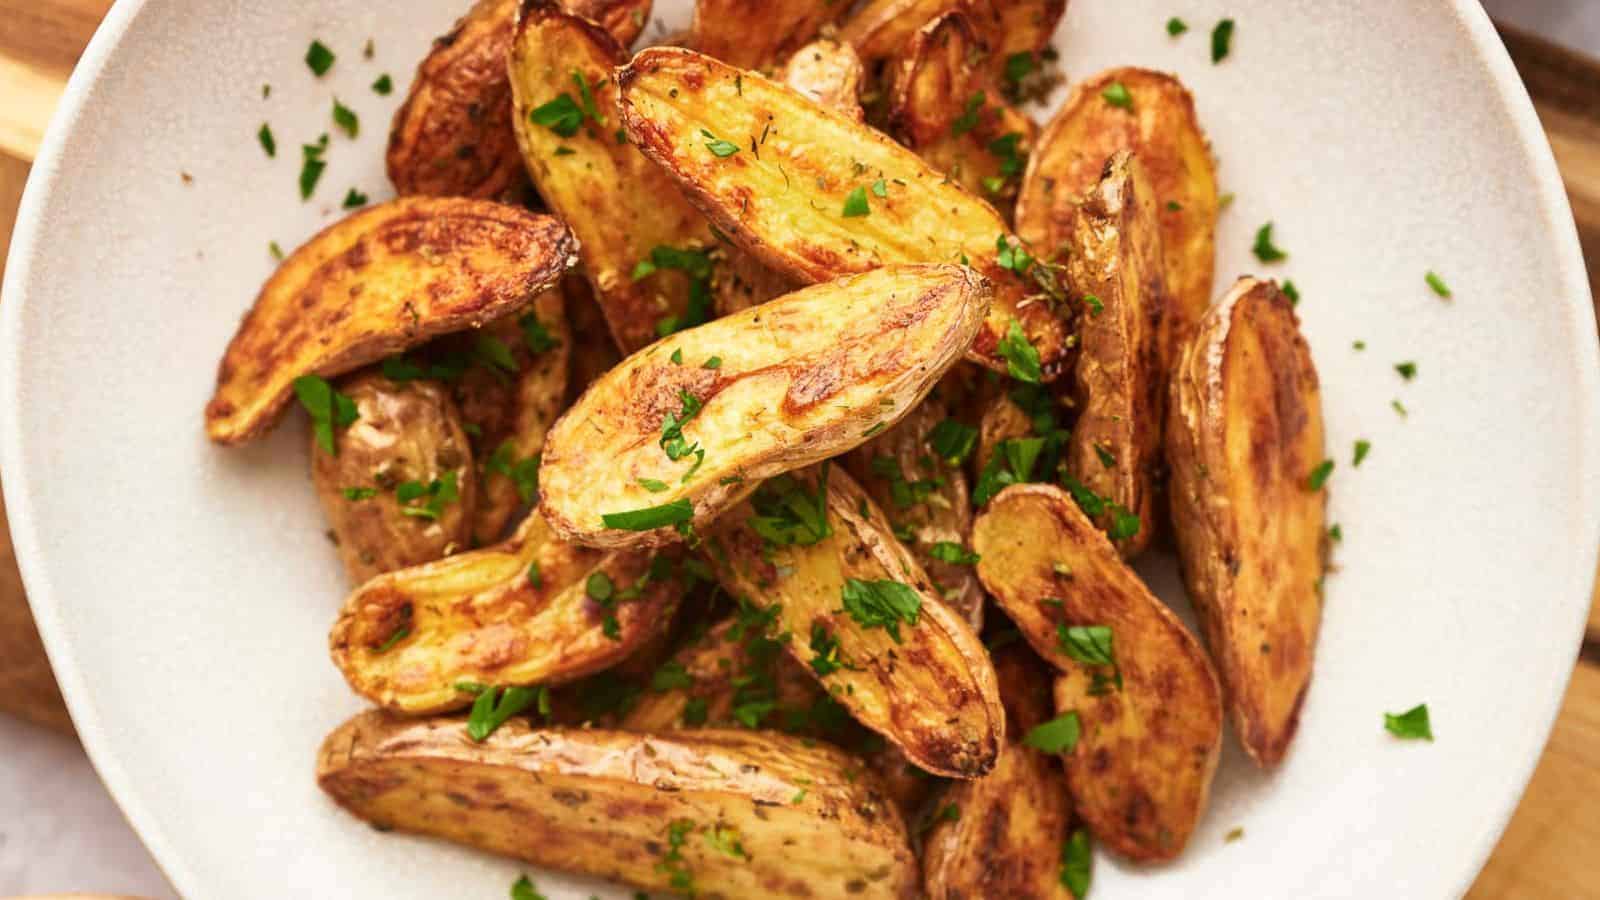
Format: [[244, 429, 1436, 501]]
[[208, 1, 1330, 896]]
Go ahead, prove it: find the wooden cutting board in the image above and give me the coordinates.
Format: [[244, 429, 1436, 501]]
[[0, 5, 1595, 896]]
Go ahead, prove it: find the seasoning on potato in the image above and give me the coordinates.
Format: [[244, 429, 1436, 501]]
[[317, 713, 922, 899], [204, 198, 577, 445], [972, 483, 1223, 861], [538, 264, 990, 550], [329, 510, 684, 714], [310, 372, 477, 584], [1167, 276, 1327, 767]]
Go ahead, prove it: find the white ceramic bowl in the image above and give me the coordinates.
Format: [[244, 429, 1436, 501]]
[[4, 1, 1597, 897]]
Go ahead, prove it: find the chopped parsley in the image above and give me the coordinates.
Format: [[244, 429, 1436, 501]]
[[996, 234, 1035, 274], [1101, 81, 1133, 109], [486, 442, 541, 503], [842, 185, 870, 217], [1282, 280, 1300, 305], [1061, 476, 1142, 542], [656, 819, 695, 893], [807, 622, 854, 676], [1057, 624, 1115, 667], [638, 477, 670, 493], [872, 178, 889, 198], [1004, 52, 1036, 86], [510, 875, 545, 900], [1425, 271, 1452, 298], [342, 487, 377, 501], [749, 468, 832, 547], [602, 499, 693, 531], [332, 98, 359, 138], [1252, 222, 1287, 263], [705, 824, 747, 859], [1084, 294, 1105, 316], [527, 562, 543, 588], [342, 188, 368, 209], [530, 95, 584, 137], [298, 135, 329, 200], [703, 355, 722, 369], [633, 245, 715, 336], [651, 661, 693, 692], [305, 40, 335, 77], [372, 606, 411, 653], [462, 684, 541, 741], [1328, 523, 1343, 542], [1060, 829, 1092, 899], [997, 319, 1042, 383], [702, 129, 740, 157], [1354, 340, 1367, 351], [1211, 18, 1236, 63], [1306, 459, 1334, 491], [1394, 361, 1417, 381], [1392, 398, 1409, 417], [659, 389, 704, 461], [1384, 703, 1433, 741], [928, 419, 978, 465], [292, 374, 357, 455], [1166, 17, 1189, 36], [840, 578, 922, 642], [520, 313, 560, 353], [475, 333, 519, 373], [396, 471, 460, 520], [973, 436, 1046, 506], [1353, 439, 1371, 467], [372, 74, 393, 95], [951, 91, 985, 137], [1024, 711, 1081, 753], [928, 542, 979, 565], [257, 123, 276, 157], [269, 241, 284, 261]]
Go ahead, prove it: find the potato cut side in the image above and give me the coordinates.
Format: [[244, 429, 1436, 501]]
[[329, 510, 684, 714], [691, 0, 850, 71], [617, 47, 1072, 379], [842, 0, 1065, 81], [780, 39, 867, 120], [205, 198, 576, 445], [922, 646, 1074, 900], [1017, 67, 1217, 368], [846, 395, 983, 628], [311, 373, 477, 585], [971, 484, 1222, 860], [317, 714, 920, 899], [1060, 151, 1167, 557], [888, 12, 1038, 209], [564, 0, 654, 46], [1167, 277, 1326, 767], [706, 465, 1004, 778], [538, 264, 989, 550]]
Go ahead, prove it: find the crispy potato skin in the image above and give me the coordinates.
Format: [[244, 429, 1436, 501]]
[[707, 465, 1004, 778], [1061, 151, 1166, 557], [205, 199, 576, 445], [311, 374, 477, 584], [1166, 277, 1326, 767], [780, 39, 867, 120], [974, 386, 1032, 476], [329, 511, 682, 714], [971, 484, 1222, 860], [563, 0, 653, 46], [1017, 68, 1217, 369], [923, 647, 1074, 900], [318, 714, 921, 899], [842, 0, 1065, 79], [539, 265, 989, 550], [691, 0, 849, 71], [437, 285, 570, 544], [617, 47, 1072, 379], [888, 13, 1037, 207], [846, 395, 983, 628]]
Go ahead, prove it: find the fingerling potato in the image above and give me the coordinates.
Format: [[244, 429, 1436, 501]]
[[311, 373, 477, 584], [616, 47, 1073, 379], [971, 484, 1222, 861], [205, 198, 577, 445], [1167, 276, 1326, 767], [705, 464, 1004, 778], [538, 264, 989, 550], [1017, 67, 1217, 366], [1059, 151, 1166, 557], [780, 39, 867, 120], [329, 510, 684, 714], [842, 0, 1065, 84], [691, 0, 850, 71], [317, 713, 921, 899]]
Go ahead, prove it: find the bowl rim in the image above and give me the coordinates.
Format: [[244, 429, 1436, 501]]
[[2, 1, 1597, 897]]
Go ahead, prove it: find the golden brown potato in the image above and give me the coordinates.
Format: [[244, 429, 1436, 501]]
[[1166, 277, 1326, 767], [846, 395, 983, 628], [705, 465, 1004, 778], [318, 713, 921, 899], [971, 484, 1222, 860], [1059, 151, 1166, 557], [385, 0, 651, 199], [328, 510, 683, 714], [842, 0, 1065, 83], [538, 265, 989, 550], [1017, 67, 1217, 368], [922, 646, 1074, 900], [780, 39, 867, 119], [690, 0, 850, 71], [888, 13, 1037, 208], [616, 47, 1073, 380], [434, 285, 570, 545], [311, 373, 476, 585], [205, 198, 576, 445]]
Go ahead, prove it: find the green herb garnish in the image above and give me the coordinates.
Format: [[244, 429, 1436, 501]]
[[305, 40, 335, 77], [928, 419, 978, 465], [1024, 711, 1082, 753], [997, 319, 1042, 383], [292, 374, 358, 454], [1353, 439, 1371, 467], [1101, 81, 1132, 109], [332, 98, 359, 138], [372, 74, 393, 95], [1306, 459, 1334, 491], [1060, 829, 1092, 899], [1384, 703, 1433, 741], [840, 578, 922, 642], [842, 185, 870, 217], [1425, 271, 1452, 298], [1252, 222, 1287, 262], [1395, 361, 1417, 381], [1211, 19, 1235, 63], [1167, 17, 1189, 36], [602, 499, 694, 531], [258, 123, 276, 157], [464, 684, 539, 741], [928, 542, 979, 565]]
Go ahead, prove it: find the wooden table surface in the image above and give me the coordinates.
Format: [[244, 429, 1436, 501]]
[[0, 3, 1596, 897]]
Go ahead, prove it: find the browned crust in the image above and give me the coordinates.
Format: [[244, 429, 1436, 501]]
[[204, 199, 577, 445], [690, 0, 851, 71]]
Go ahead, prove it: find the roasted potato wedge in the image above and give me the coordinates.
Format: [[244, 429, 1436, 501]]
[[1167, 277, 1326, 767], [1017, 67, 1217, 367], [385, 0, 650, 199], [706, 465, 1004, 778], [922, 646, 1074, 900], [842, 0, 1065, 83], [971, 484, 1222, 860], [205, 198, 576, 445], [691, 0, 849, 71], [888, 13, 1037, 206], [318, 714, 920, 899], [617, 47, 1073, 379], [329, 510, 683, 714], [434, 285, 570, 545], [311, 373, 477, 584], [780, 39, 867, 120], [846, 395, 983, 628], [539, 265, 989, 550], [1059, 151, 1166, 557]]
